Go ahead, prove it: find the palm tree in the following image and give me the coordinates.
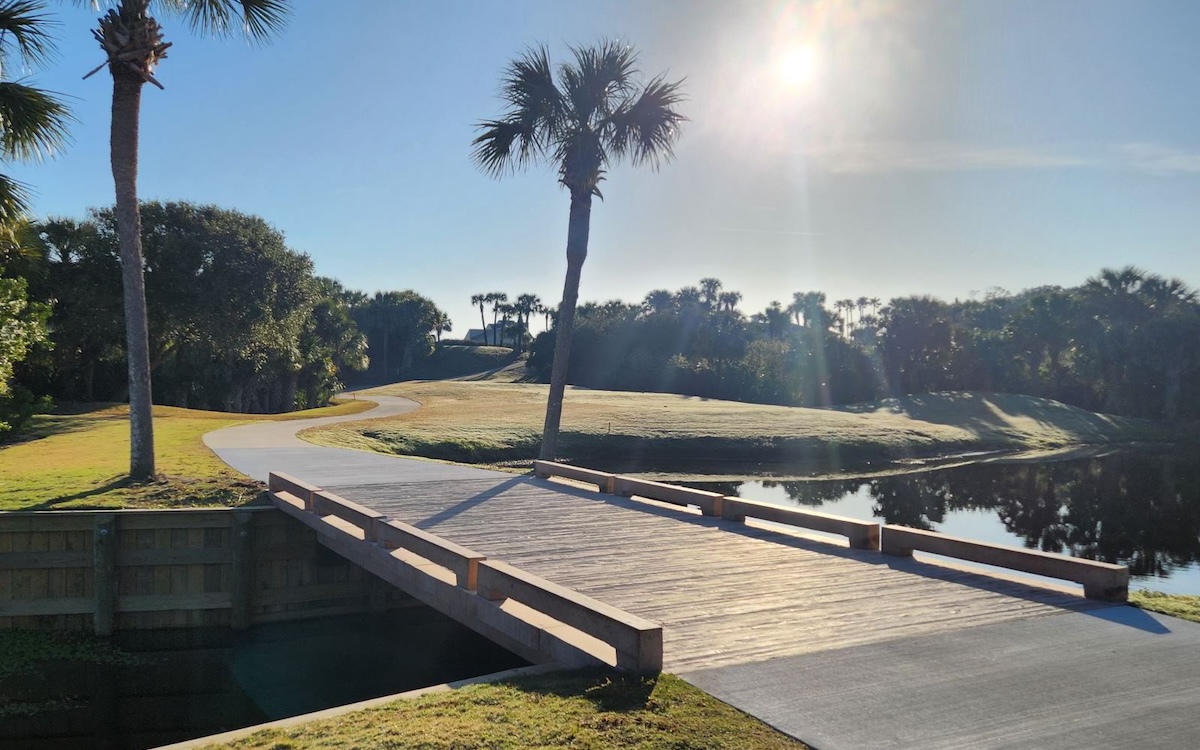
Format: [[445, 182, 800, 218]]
[[471, 293, 488, 344], [856, 296, 870, 329], [82, 0, 289, 480], [642, 288, 672, 315], [0, 1, 72, 225], [487, 291, 508, 346], [433, 310, 451, 343], [699, 277, 722, 310], [473, 42, 685, 460], [515, 292, 541, 352], [718, 290, 742, 312]]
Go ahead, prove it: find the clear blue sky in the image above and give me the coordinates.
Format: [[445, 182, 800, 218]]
[[11, 0, 1200, 335]]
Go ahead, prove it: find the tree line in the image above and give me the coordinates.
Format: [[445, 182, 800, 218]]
[[528, 269, 1200, 423], [0, 201, 453, 435]]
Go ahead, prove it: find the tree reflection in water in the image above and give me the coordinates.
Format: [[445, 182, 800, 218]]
[[742, 451, 1200, 581]]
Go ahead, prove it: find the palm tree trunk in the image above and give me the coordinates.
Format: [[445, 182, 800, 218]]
[[111, 71, 155, 480], [479, 306, 487, 345], [539, 190, 591, 461]]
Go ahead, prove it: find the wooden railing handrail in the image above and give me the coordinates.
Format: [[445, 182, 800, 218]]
[[722, 497, 881, 550], [476, 559, 662, 673], [268, 471, 664, 673], [533, 460, 616, 493], [881, 524, 1129, 601]]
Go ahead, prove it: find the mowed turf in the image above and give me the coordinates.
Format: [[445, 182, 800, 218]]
[[300, 381, 1161, 478], [0, 400, 374, 511], [196, 670, 809, 750]]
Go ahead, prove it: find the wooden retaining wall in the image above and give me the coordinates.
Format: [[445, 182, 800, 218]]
[[0, 507, 411, 633]]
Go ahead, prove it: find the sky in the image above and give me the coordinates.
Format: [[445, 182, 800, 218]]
[[9, 0, 1200, 336]]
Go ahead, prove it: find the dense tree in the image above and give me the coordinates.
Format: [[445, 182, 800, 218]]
[[82, 0, 290, 477], [352, 290, 442, 383], [21, 202, 364, 413], [473, 42, 686, 460]]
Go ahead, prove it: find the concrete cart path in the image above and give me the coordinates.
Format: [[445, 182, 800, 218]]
[[204, 394, 505, 485], [203, 396, 1200, 750]]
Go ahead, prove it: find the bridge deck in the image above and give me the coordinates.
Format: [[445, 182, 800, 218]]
[[331, 475, 1105, 673]]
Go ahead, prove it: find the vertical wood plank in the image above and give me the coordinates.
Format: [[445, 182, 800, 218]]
[[93, 514, 116, 636], [230, 511, 252, 630]]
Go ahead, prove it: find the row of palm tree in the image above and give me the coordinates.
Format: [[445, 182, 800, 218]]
[[470, 291, 549, 348]]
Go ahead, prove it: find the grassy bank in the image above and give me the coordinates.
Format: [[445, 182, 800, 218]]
[[300, 382, 1162, 479], [0, 400, 373, 511], [197, 669, 808, 750], [1130, 591, 1200, 623]]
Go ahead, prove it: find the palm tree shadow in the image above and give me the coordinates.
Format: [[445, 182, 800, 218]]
[[23, 477, 132, 510], [504, 667, 656, 712]]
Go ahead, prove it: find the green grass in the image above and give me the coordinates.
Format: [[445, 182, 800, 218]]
[[197, 669, 809, 750], [300, 382, 1163, 479], [1130, 591, 1200, 623], [0, 399, 374, 511], [415, 344, 517, 379]]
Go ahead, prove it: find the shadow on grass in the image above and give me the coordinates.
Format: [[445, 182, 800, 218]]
[[502, 668, 657, 712], [18, 476, 266, 512]]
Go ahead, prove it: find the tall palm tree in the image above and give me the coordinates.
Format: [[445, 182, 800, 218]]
[[0, 1, 72, 225], [642, 288, 672, 315], [82, 0, 289, 480], [471, 293, 488, 344], [718, 290, 742, 312], [699, 276, 721, 310], [473, 42, 685, 460], [487, 291, 508, 346]]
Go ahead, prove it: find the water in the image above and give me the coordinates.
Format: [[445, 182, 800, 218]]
[[2, 608, 527, 750], [690, 449, 1200, 595]]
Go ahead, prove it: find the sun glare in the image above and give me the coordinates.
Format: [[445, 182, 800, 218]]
[[778, 44, 819, 88]]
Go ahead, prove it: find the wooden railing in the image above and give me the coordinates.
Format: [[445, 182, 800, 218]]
[[270, 472, 664, 674], [533, 461, 1131, 599], [535, 460, 877, 548], [882, 525, 1129, 601]]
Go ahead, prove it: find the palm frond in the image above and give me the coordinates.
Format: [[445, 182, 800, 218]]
[[471, 118, 537, 177], [0, 80, 71, 161], [472, 46, 564, 177], [562, 40, 637, 125], [0, 170, 30, 225], [606, 74, 687, 169], [0, 0, 57, 74], [167, 0, 290, 41]]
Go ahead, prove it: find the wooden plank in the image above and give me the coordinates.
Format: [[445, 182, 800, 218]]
[[269, 472, 322, 508], [723, 497, 881, 550], [476, 559, 663, 673], [93, 514, 116, 636], [254, 581, 372, 606], [0, 551, 91, 569], [0, 597, 94, 616], [230, 511, 253, 630], [117, 513, 237, 530], [881, 525, 1129, 601], [376, 519, 486, 589], [311, 490, 386, 542], [113, 548, 233, 566], [533, 460, 616, 493], [116, 593, 233, 612], [613, 476, 724, 517]]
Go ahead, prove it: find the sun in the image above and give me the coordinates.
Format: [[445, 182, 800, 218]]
[[777, 44, 819, 88]]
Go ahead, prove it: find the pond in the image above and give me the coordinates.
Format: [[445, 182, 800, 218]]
[[688, 449, 1200, 595], [2, 607, 527, 750]]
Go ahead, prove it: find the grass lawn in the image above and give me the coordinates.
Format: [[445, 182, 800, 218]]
[[0, 400, 373, 511], [1130, 591, 1200, 623], [300, 382, 1162, 479], [198, 669, 809, 750]]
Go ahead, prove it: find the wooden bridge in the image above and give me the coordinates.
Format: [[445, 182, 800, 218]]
[[266, 459, 1127, 675], [200, 398, 1200, 750]]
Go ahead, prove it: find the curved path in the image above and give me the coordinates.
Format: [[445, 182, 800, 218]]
[[202, 395, 1200, 750], [203, 394, 502, 486]]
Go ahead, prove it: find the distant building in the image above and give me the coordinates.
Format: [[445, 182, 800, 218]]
[[465, 323, 521, 347]]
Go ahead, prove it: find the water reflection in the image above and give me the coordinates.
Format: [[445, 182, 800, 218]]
[[696, 450, 1200, 593]]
